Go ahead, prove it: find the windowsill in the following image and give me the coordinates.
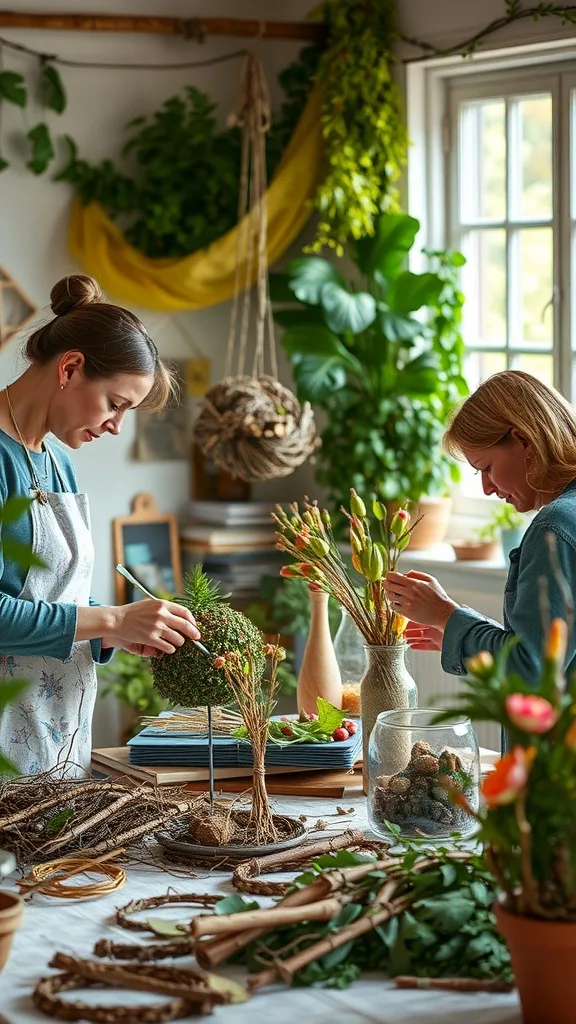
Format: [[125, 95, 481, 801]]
[[400, 543, 509, 580]]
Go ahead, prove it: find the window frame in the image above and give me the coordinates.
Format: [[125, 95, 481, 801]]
[[406, 43, 576, 516]]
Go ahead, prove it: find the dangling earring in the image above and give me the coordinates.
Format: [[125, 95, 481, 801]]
[[60, 381, 66, 390]]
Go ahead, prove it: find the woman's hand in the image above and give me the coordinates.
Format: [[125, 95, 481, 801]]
[[105, 599, 201, 655], [384, 570, 459, 629], [404, 620, 444, 652]]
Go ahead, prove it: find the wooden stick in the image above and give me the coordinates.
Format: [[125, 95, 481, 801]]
[[194, 876, 334, 970], [49, 953, 228, 1003], [192, 896, 343, 938], [38, 792, 136, 856], [94, 936, 193, 962], [0, 781, 130, 829], [394, 976, 515, 993], [0, 12, 324, 41]]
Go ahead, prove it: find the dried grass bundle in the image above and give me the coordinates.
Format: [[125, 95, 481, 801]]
[[0, 768, 202, 868]]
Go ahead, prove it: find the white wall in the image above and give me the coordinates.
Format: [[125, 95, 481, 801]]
[[0, 0, 570, 744]]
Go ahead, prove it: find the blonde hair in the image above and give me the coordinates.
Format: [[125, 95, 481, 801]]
[[443, 370, 576, 496], [26, 274, 178, 413]]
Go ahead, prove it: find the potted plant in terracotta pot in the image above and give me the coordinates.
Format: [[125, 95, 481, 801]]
[[271, 212, 468, 548], [434, 619, 576, 1024]]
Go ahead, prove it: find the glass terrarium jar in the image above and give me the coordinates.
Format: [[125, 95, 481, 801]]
[[367, 709, 480, 841], [333, 608, 368, 717]]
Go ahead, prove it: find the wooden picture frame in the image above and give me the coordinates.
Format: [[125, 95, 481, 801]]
[[112, 492, 182, 604]]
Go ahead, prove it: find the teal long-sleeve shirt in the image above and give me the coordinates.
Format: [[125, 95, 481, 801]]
[[0, 428, 112, 663], [442, 479, 576, 685]]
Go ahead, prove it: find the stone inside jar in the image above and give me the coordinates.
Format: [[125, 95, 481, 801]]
[[372, 739, 475, 838]]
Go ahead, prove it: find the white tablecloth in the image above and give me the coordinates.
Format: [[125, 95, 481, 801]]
[[0, 789, 521, 1024]]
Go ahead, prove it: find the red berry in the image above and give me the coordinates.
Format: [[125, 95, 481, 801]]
[[281, 725, 294, 737], [344, 720, 358, 734], [332, 727, 349, 742]]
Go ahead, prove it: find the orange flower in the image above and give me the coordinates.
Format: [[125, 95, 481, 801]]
[[546, 618, 568, 663], [565, 718, 576, 752], [481, 745, 536, 808]]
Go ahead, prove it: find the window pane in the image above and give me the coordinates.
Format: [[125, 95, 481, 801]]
[[462, 229, 507, 345], [464, 350, 507, 393], [459, 100, 506, 222], [516, 228, 553, 345], [510, 94, 552, 220], [512, 352, 553, 386]]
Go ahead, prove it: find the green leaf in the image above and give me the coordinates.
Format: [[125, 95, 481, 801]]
[[439, 862, 457, 887], [286, 257, 344, 304], [469, 880, 492, 907], [2, 537, 46, 570], [281, 323, 344, 361], [214, 894, 259, 915], [0, 496, 34, 525], [0, 157, 9, 172], [320, 284, 377, 334], [0, 679, 28, 712], [0, 752, 20, 776], [146, 917, 189, 937], [41, 65, 67, 114], [386, 272, 444, 316], [0, 71, 27, 107], [356, 213, 420, 279], [53, 134, 78, 182], [316, 696, 344, 736], [27, 123, 55, 175], [417, 895, 476, 934], [320, 939, 354, 970], [45, 808, 75, 835]]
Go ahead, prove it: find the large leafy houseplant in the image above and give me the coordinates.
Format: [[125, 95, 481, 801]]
[[272, 213, 468, 518]]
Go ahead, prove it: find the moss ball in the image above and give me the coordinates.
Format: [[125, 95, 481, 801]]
[[151, 604, 266, 707]]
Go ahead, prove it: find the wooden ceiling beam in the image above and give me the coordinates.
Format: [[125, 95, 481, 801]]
[[0, 12, 325, 42]]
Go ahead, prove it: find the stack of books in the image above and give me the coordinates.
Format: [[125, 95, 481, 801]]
[[179, 500, 282, 600]]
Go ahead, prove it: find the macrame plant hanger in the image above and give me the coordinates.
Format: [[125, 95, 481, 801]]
[[193, 52, 318, 482]]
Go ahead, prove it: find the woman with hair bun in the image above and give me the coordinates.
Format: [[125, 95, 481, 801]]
[[384, 370, 576, 685], [0, 274, 201, 775]]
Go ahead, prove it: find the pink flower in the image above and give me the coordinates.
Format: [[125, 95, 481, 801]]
[[505, 693, 558, 734], [481, 745, 536, 807], [212, 656, 226, 668]]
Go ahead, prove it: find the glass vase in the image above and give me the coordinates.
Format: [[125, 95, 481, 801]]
[[360, 644, 418, 792], [367, 708, 480, 841], [333, 608, 367, 718]]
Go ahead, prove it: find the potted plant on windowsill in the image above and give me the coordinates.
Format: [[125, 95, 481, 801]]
[[434, 619, 576, 1024], [271, 213, 468, 549], [451, 503, 528, 563]]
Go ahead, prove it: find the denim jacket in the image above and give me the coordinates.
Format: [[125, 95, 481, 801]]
[[442, 479, 576, 686]]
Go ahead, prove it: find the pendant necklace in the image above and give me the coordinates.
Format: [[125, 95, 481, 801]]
[[5, 386, 49, 504]]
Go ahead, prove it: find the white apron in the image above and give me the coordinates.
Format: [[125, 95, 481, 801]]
[[0, 443, 97, 776]]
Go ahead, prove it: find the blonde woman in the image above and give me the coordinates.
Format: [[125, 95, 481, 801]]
[[384, 370, 576, 684]]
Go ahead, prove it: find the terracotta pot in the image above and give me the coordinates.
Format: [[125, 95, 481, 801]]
[[387, 497, 452, 550], [451, 539, 500, 561], [297, 589, 342, 716], [495, 901, 576, 1024], [0, 890, 23, 973]]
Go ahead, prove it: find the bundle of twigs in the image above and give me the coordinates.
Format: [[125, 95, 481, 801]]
[[139, 707, 243, 734], [0, 769, 203, 868], [190, 849, 513, 993]]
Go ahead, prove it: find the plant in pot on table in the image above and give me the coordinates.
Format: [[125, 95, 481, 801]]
[[271, 212, 468, 549], [434, 618, 576, 1024], [273, 490, 419, 789]]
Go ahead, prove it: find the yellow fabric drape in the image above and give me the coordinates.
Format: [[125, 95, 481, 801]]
[[68, 87, 323, 312]]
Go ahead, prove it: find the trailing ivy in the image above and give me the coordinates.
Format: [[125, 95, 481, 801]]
[[309, 0, 408, 257], [0, 63, 66, 174]]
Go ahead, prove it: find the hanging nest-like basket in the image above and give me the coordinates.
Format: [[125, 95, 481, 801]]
[[193, 373, 319, 482]]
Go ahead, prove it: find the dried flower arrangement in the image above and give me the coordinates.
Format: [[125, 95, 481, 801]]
[[273, 490, 414, 645]]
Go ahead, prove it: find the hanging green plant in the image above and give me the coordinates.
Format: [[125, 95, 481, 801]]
[[308, 0, 408, 257], [55, 45, 320, 259], [0, 61, 66, 174]]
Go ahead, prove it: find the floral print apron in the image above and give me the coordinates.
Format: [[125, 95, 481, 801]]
[[0, 443, 97, 776]]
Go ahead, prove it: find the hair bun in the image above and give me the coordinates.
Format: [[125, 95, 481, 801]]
[[50, 274, 103, 316]]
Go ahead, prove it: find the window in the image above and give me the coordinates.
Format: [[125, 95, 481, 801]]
[[407, 48, 576, 504]]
